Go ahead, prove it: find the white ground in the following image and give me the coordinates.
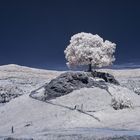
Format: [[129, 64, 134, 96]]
[[0, 64, 140, 139], [0, 64, 61, 103]]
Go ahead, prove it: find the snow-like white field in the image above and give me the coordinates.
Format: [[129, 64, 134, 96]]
[[0, 64, 61, 103], [0, 64, 140, 139]]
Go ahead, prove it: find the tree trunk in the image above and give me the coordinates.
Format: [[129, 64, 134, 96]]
[[88, 63, 92, 72]]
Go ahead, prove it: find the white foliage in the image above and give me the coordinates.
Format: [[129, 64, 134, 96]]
[[111, 94, 133, 110], [64, 32, 116, 68]]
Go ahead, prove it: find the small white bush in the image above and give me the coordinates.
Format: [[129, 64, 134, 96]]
[[111, 94, 133, 110], [134, 87, 140, 95]]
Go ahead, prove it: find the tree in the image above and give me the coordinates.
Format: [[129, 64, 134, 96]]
[[64, 32, 116, 72]]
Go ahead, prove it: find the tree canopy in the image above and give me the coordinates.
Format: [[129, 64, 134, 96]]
[[64, 32, 116, 71]]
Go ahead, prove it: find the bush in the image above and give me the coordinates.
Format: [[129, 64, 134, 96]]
[[111, 94, 133, 110]]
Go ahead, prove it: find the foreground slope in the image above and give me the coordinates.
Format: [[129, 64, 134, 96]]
[[0, 86, 140, 139]]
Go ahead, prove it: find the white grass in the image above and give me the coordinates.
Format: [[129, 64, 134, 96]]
[[0, 64, 140, 139]]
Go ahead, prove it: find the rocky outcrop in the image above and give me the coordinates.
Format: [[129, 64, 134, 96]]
[[91, 71, 119, 85], [41, 71, 119, 100]]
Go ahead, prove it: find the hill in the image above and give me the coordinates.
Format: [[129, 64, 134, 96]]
[[0, 64, 140, 139]]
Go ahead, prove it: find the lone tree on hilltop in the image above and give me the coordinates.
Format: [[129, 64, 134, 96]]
[[64, 32, 116, 72]]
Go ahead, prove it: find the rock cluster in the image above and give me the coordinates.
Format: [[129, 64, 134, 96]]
[[43, 71, 119, 100], [91, 71, 119, 85]]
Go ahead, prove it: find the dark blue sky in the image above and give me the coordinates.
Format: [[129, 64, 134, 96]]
[[0, 0, 140, 70]]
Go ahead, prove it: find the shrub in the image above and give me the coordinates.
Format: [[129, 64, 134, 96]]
[[111, 94, 133, 110]]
